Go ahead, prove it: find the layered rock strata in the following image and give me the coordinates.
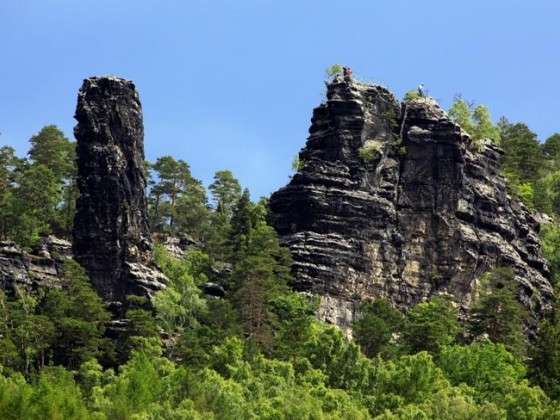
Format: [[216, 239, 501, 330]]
[[0, 236, 71, 292], [269, 79, 553, 329], [73, 76, 166, 312]]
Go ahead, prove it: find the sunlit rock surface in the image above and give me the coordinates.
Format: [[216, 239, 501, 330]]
[[270, 79, 552, 330]]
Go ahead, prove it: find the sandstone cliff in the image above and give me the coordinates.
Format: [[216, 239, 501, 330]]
[[73, 76, 166, 313], [269, 79, 553, 329], [0, 237, 71, 292]]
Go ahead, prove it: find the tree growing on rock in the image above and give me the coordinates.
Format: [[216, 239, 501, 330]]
[[448, 97, 500, 144]]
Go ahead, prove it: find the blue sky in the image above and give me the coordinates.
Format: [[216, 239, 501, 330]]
[[1, 0, 559, 198]]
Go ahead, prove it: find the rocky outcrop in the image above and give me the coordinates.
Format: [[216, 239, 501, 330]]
[[73, 76, 166, 312], [269, 79, 553, 330], [0, 236, 72, 292]]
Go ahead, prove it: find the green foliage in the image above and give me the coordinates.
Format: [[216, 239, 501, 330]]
[[401, 296, 461, 355], [543, 133, 560, 169], [4, 126, 560, 418], [371, 352, 450, 413], [153, 245, 207, 333], [10, 164, 61, 247], [530, 314, 560, 400], [209, 169, 242, 218], [499, 118, 544, 184], [448, 97, 500, 146], [0, 367, 90, 420], [0, 125, 76, 245], [359, 141, 383, 162], [39, 260, 113, 369], [0, 259, 112, 374], [353, 299, 403, 358], [291, 154, 304, 171], [534, 171, 560, 215], [472, 105, 501, 144], [439, 342, 526, 401], [512, 181, 535, 209], [325, 64, 344, 78], [148, 156, 210, 239], [540, 222, 560, 286], [27, 125, 76, 238], [469, 267, 528, 357], [28, 125, 75, 182], [403, 90, 421, 102]]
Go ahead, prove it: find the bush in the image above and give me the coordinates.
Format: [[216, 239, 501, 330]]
[[359, 140, 383, 162]]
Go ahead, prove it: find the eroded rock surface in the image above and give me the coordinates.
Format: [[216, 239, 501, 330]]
[[269, 79, 553, 330], [0, 236, 71, 291], [73, 76, 166, 312]]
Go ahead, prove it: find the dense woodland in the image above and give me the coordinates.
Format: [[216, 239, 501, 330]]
[[1, 95, 560, 419]]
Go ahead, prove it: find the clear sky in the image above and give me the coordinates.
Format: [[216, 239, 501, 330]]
[[1, 0, 559, 198]]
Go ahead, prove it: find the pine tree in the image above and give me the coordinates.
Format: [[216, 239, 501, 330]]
[[499, 119, 544, 184], [39, 260, 113, 369], [530, 311, 560, 400], [209, 170, 242, 219], [469, 267, 527, 357], [28, 125, 75, 183], [401, 296, 460, 355], [353, 299, 403, 358]]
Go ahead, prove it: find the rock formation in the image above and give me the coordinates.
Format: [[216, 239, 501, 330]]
[[73, 76, 166, 312], [0, 236, 71, 292], [269, 79, 553, 330]]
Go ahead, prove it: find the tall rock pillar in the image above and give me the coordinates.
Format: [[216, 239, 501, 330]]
[[73, 76, 165, 312]]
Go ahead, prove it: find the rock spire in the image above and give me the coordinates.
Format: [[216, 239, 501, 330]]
[[73, 76, 165, 312]]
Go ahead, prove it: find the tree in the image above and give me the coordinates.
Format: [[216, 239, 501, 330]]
[[39, 260, 113, 369], [325, 64, 343, 79], [543, 133, 560, 169], [0, 146, 23, 240], [209, 170, 242, 219], [353, 299, 403, 359], [27, 125, 77, 237], [472, 105, 500, 144], [10, 163, 60, 247], [149, 156, 194, 231], [28, 125, 75, 183], [468, 267, 527, 357], [153, 245, 207, 339], [540, 222, 560, 287], [269, 293, 317, 360], [530, 313, 560, 400], [534, 171, 560, 216], [0, 287, 55, 376], [439, 342, 526, 401], [401, 296, 460, 355], [173, 177, 211, 241], [499, 118, 544, 184], [228, 188, 253, 259], [0, 146, 21, 195], [448, 97, 500, 144], [403, 90, 422, 102], [448, 97, 475, 136]]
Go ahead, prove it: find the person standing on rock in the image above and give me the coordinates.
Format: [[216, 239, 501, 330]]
[[343, 66, 353, 81], [418, 83, 425, 97]]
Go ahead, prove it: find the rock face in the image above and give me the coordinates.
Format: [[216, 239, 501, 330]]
[[0, 236, 72, 292], [73, 76, 166, 312], [269, 79, 553, 330]]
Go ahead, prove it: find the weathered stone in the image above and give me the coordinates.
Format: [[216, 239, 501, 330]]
[[161, 234, 202, 260], [0, 236, 72, 292], [269, 79, 553, 331], [73, 76, 166, 312]]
